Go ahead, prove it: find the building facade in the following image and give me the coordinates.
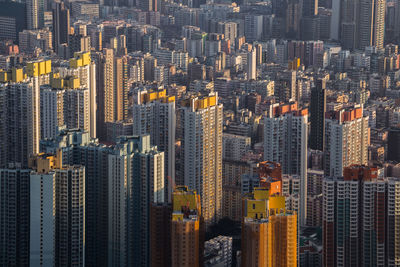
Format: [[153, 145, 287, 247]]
[[264, 102, 308, 225], [181, 93, 223, 227]]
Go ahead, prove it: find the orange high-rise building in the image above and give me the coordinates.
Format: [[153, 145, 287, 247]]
[[242, 214, 297, 267], [171, 186, 204, 267], [241, 187, 297, 267]]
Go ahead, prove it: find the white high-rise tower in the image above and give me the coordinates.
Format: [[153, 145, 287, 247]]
[[264, 101, 308, 226], [132, 88, 176, 202]]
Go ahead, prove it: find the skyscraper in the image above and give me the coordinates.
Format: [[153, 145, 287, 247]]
[[0, 59, 51, 167], [286, 0, 301, 39], [93, 48, 114, 140], [387, 127, 400, 162], [0, 166, 31, 266], [150, 203, 172, 267], [337, 0, 358, 49], [324, 106, 369, 176], [303, 0, 318, 17], [241, 187, 297, 267], [29, 153, 61, 266], [41, 54, 95, 140], [247, 48, 257, 80], [171, 186, 204, 267], [54, 165, 86, 267], [127, 136, 165, 266], [114, 56, 129, 121], [133, 88, 176, 202], [42, 129, 109, 267], [264, 102, 308, 225], [139, 0, 160, 11], [310, 79, 326, 151], [359, 0, 386, 50], [301, 0, 319, 40], [30, 153, 85, 267], [63, 85, 90, 131], [181, 93, 223, 227], [323, 165, 400, 267], [0, 2, 27, 42], [40, 86, 64, 139], [332, 0, 386, 50], [53, 2, 70, 53], [27, 0, 44, 30], [244, 15, 263, 42], [107, 135, 165, 266], [61, 52, 97, 138]]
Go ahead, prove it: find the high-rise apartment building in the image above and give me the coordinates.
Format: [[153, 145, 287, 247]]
[[302, 0, 318, 17], [43, 130, 165, 266], [53, 2, 70, 53], [120, 136, 164, 267], [29, 153, 61, 266], [388, 127, 400, 162], [301, 0, 319, 40], [247, 48, 257, 80], [331, 0, 386, 50], [114, 56, 129, 121], [0, 59, 51, 167], [29, 153, 85, 267], [133, 88, 176, 202], [323, 165, 400, 267], [0, 166, 31, 266], [61, 52, 97, 138], [324, 106, 369, 176], [171, 186, 204, 267], [330, 0, 358, 49], [359, 0, 386, 50], [217, 21, 237, 44], [282, 174, 301, 215], [241, 187, 297, 267], [139, 0, 161, 11], [264, 102, 308, 225], [285, 0, 301, 39], [93, 48, 114, 140], [93, 50, 129, 141], [54, 165, 86, 266], [63, 86, 90, 131], [40, 86, 65, 140], [42, 129, 109, 266], [310, 79, 326, 151], [41, 56, 93, 139], [244, 15, 263, 42], [0, 2, 26, 42], [42, 78, 90, 137], [69, 33, 91, 56], [29, 152, 105, 267], [150, 203, 172, 267], [27, 0, 44, 30], [181, 93, 223, 227], [107, 135, 165, 266]]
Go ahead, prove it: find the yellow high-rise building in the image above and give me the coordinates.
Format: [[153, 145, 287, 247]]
[[241, 187, 297, 267], [171, 186, 204, 267]]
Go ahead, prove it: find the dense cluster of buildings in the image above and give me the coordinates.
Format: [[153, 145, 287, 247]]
[[1, 0, 400, 266]]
